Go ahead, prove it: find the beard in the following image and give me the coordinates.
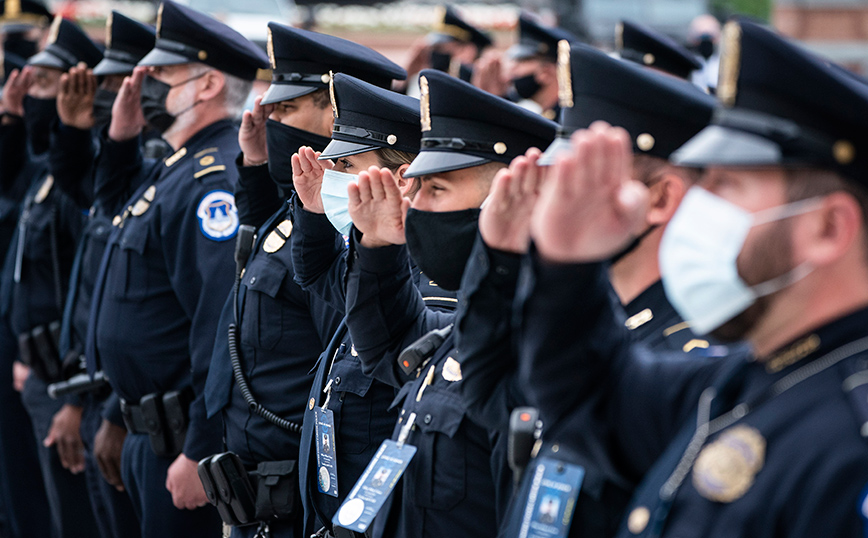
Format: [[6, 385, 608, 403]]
[[711, 218, 795, 343]]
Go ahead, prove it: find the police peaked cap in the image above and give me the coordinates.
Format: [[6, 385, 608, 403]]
[[94, 12, 155, 76], [672, 18, 868, 185], [508, 13, 579, 62], [617, 21, 702, 80], [428, 6, 492, 51], [139, 0, 269, 81], [404, 68, 557, 178], [540, 42, 715, 165], [320, 73, 421, 160], [0, 0, 50, 32], [261, 23, 406, 106], [28, 16, 102, 70]]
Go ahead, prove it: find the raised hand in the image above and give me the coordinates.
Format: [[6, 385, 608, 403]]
[[530, 122, 649, 264], [290, 146, 333, 213], [57, 62, 97, 129], [472, 50, 509, 97], [479, 147, 543, 254], [2, 66, 33, 118], [348, 166, 410, 248], [239, 94, 274, 166], [108, 66, 147, 142]]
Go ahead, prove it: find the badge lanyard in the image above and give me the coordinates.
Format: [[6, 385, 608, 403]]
[[315, 339, 346, 497], [649, 335, 868, 536]]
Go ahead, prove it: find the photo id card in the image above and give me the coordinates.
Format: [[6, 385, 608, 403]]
[[518, 458, 585, 538], [314, 407, 339, 497]]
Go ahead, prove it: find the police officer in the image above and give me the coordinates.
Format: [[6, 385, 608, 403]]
[[516, 18, 868, 538], [337, 69, 555, 536], [201, 24, 404, 538], [0, 14, 102, 538], [51, 11, 156, 538], [85, 2, 268, 536], [289, 72, 457, 536], [616, 21, 703, 82]]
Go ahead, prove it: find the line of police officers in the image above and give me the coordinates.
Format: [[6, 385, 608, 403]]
[[0, 1, 867, 537]]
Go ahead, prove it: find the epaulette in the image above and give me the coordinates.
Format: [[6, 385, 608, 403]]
[[192, 147, 227, 180]]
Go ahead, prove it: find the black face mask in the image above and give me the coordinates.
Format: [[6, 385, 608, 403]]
[[140, 73, 205, 134], [265, 118, 331, 193], [405, 208, 481, 291], [430, 50, 452, 73], [92, 88, 117, 128], [692, 34, 715, 60], [512, 73, 542, 100], [609, 225, 658, 265], [4, 37, 37, 60], [23, 96, 58, 155]]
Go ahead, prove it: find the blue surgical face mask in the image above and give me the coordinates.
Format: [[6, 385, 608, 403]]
[[321, 169, 359, 236], [659, 187, 821, 335]]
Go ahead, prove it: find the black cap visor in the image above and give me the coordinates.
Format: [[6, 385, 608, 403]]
[[260, 82, 318, 105], [93, 57, 136, 76], [319, 139, 378, 160], [404, 149, 491, 178], [138, 47, 190, 68], [538, 136, 573, 166], [427, 32, 458, 47], [671, 124, 784, 168], [27, 50, 67, 70]]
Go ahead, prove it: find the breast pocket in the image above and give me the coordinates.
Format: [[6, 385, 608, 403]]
[[117, 223, 150, 301], [407, 388, 467, 511], [240, 258, 287, 350], [330, 355, 378, 455]]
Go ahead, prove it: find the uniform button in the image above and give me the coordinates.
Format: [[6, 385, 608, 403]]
[[424, 414, 432, 424], [334, 377, 341, 386], [308, 398, 315, 410], [249, 276, 256, 284], [627, 506, 650, 534], [552, 443, 559, 453]]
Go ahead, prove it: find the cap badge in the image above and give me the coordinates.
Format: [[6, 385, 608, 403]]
[[6, 0, 20, 18], [47, 15, 61, 44], [557, 40, 574, 109], [267, 27, 276, 70], [692, 425, 765, 503], [105, 12, 113, 49], [615, 22, 624, 52], [636, 133, 655, 152], [833, 140, 855, 165], [328, 71, 338, 119], [420, 75, 432, 132], [718, 21, 742, 107], [494, 142, 508, 155]]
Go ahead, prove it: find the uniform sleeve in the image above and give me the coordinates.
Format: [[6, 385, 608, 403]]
[[345, 229, 454, 388], [516, 250, 723, 479], [100, 391, 125, 428], [0, 118, 28, 195], [289, 196, 348, 313], [49, 123, 96, 209], [233, 155, 283, 227], [162, 173, 237, 461], [93, 129, 150, 216]]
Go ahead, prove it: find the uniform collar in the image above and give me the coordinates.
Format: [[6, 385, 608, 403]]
[[170, 118, 236, 158]]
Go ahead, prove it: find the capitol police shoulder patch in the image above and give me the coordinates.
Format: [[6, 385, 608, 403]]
[[197, 190, 239, 242]]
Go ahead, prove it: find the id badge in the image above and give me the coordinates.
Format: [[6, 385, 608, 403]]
[[518, 457, 585, 538], [314, 407, 339, 497], [332, 439, 417, 533]]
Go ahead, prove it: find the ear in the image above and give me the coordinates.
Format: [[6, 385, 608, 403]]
[[395, 163, 412, 194], [646, 172, 688, 226], [798, 191, 862, 268], [197, 70, 226, 102]]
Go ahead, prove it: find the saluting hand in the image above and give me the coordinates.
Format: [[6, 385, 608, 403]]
[[472, 50, 508, 97], [479, 148, 544, 254], [531, 122, 648, 264], [108, 66, 147, 142], [57, 62, 97, 130], [348, 166, 410, 248], [166, 453, 208, 510], [2, 66, 33, 119], [291, 146, 332, 213], [239, 94, 274, 166]]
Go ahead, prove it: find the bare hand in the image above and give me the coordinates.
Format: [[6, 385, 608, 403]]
[[290, 146, 332, 213], [94, 419, 127, 491], [12, 361, 29, 392], [2, 66, 33, 118], [44, 404, 85, 474], [472, 50, 508, 97], [108, 66, 147, 142], [480, 148, 543, 254], [166, 453, 208, 510], [530, 122, 648, 264], [239, 94, 274, 166], [404, 37, 432, 79], [348, 166, 410, 248], [57, 62, 97, 129]]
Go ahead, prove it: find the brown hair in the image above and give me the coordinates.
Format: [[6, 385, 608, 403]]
[[310, 88, 330, 109], [376, 148, 420, 198]]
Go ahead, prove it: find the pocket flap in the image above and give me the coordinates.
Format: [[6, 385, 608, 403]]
[[328, 355, 373, 398], [245, 259, 287, 298]]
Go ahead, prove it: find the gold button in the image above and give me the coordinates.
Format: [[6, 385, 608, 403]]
[[636, 133, 655, 152], [308, 398, 315, 410], [493, 142, 507, 155], [321, 73, 331, 84], [643, 53, 655, 65], [387, 134, 397, 145], [628, 506, 650, 534], [833, 139, 855, 164], [198, 50, 208, 60]]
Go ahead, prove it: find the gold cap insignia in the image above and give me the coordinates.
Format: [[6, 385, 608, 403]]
[[156, 3, 164, 39], [833, 140, 855, 165], [34, 175, 53, 204], [47, 15, 61, 44], [442, 357, 462, 382], [636, 133, 655, 152], [420, 75, 432, 132], [263, 219, 293, 253], [493, 142, 507, 155], [557, 40, 573, 109], [718, 21, 742, 107], [387, 134, 397, 145], [328, 71, 338, 119], [6, 0, 21, 18], [615, 22, 624, 52], [627, 506, 650, 534], [267, 27, 276, 70], [105, 12, 113, 50], [692, 425, 765, 503]]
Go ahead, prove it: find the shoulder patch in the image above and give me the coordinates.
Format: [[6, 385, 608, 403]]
[[193, 150, 227, 180], [197, 190, 238, 242]]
